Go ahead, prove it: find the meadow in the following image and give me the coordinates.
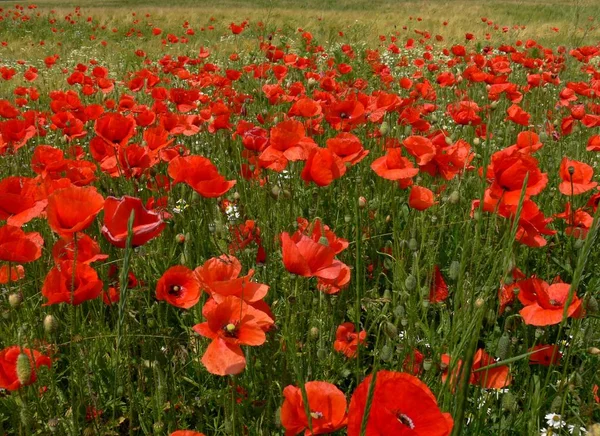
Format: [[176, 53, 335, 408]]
[[0, 0, 600, 435]]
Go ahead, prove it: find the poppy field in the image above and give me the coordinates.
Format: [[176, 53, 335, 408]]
[[1, 0, 600, 435]]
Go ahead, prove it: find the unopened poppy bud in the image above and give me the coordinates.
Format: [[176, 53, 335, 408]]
[[448, 191, 460, 204], [501, 391, 517, 412], [309, 327, 319, 339], [383, 321, 398, 339], [16, 352, 32, 385], [270, 186, 280, 198], [307, 78, 317, 87], [574, 238, 584, 250], [175, 233, 185, 244], [496, 333, 510, 360], [404, 125, 412, 136], [587, 347, 600, 355], [379, 121, 389, 136], [586, 296, 598, 314], [534, 328, 544, 339], [283, 189, 292, 199], [358, 196, 367, 208], [408, 238, 418, 251], [423, 358, 432, 371], [400, 317, 408, 327], [394, 305, 405, 318], [550, 395, 562, 412], [380, 344, 392, 362], [444, 136, 453, 145], [316, 349, 327, 359], [233, 192, 240, 200], [44, 314, 58, 334], [439, 361, 448, 371], [491, 100, 499, 109], [404, 275, 417, 291], [448, 260, 460, 280], [8, 293, 23, 309], [475, 297, 485, 308], [385, 214, 392, 223], [344, 214, 351, 223], [473, 137, 481, 146]]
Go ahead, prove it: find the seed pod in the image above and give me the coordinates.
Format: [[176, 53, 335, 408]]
[[283, 189, 292, 199], [404, 275, 417, 292], [16, 353, 32, 385], [44, 314, 58, 334], [309, 327, 319, 340], [496, 333, 510, 360], [8, 293, 23, 309], [316, 349, 327, 360], [270, 186, 280, 199], [423, 358, 433, 371]]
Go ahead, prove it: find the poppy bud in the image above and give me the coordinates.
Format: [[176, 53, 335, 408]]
[[444, 136, 452, 145], [385, 215, 391, 223], [16, 352, 32, 385], [316, 349, 327, 360], [496, 333, 510, 360], [344, 214, 351, 223], [379, 344, 392, 362], [501, 391, 517, 412], [283, 189, 292, 199], [404, 275, 417, 291], [309, 327, 319, 339], [383, 321, 398, 339], [44, 314, 58, 334], [404, 125, 412, 136], [8, 293, 23, 309], [408, 238, 418, 251], [587, 347, 600, 355], [573, 238, 584, 250], [379, 121, 389, 136], [233, 192, 240, 200], [383, 289, 392, 300], [270, 186, 280, 199], [176, 233, 186, 244], [475, 297, 484, 308], [550, 395, 562, 412], [473, 137, 480, 146], [448, 191, 460, 204], [307, 78, 317, 87], [448, 260, 460, 280], [586, 296, 598, 314], [400, 318, 408, 327], [358, 196, 367, 208], [393, 305, 405, 318]]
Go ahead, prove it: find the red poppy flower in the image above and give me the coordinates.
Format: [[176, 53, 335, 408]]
[[52, 233, 108, 264], [295, 218, 349, 255], [430, 265, 449, 303], [0, 225, 43, 263], [0, 176, 47, 226], [370, 148, 419, 188], [558, 157, 598, 195], [528, 344, 562, 366], [168, 155, 236, 198], [46, 186, 104, 236], [347, 370, 453, 436], [518, 279, 582, 326], [0, 346, 51, 391], [259, 120, 316, 172], [102, 196, 166, 248], [156, 266, 200, 309], [301, 148, 346, 187], [317, 261, 351, 294], [281, 381, 348, 435], [488, 149, 547, 205], [506, 104, 530, 126], [94, 112, 136, 147], [555, 202, 593, 239], [42, 260, 103, 305], [403, 349, 425, 376], [334, 323, 367, 358], [587, 135, 600, 151], [170, 432, 206, 436], [326, 133, 369, 165], [409, 186, 435, 211], [193, 296, 274, 376], [441, 349, 510, 390], [195, 254, 269, 304], [403, 136, 436, 166], [280, 232, 342, 280], [0, 264, 25, 284]]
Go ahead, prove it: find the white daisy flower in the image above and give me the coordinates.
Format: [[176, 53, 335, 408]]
[[545, 413, 566, 429]]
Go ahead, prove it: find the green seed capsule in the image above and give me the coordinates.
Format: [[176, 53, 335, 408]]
[[379, 121, 389, 136], [586, 296, 599, 314], [408, 238, 418, 251], [448, 260, 460, 280], [44, 314, 58, 334], [496, 333, 510, 360], [383, 322, 398, 339]]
